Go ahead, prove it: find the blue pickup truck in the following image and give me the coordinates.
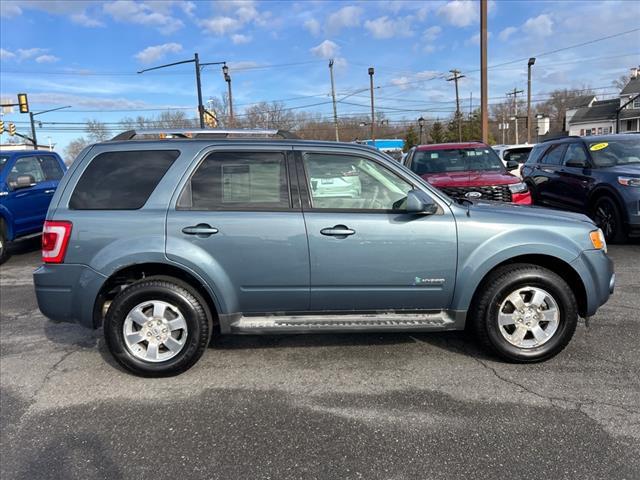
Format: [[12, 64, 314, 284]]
[[0, 150, 66, 264]]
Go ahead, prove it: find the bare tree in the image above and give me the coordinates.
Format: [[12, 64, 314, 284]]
[[64, 137, 89, 164], [85, 119, 110, 142], [535, 87, 594, 134], [613, 74, 630, 91], [243, 101, 295, 130]]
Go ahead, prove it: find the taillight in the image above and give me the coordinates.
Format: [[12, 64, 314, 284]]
[[42, 221, 72, 263]]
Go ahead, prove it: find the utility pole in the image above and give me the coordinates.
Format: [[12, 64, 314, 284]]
[[138, 54, 226, 130], [507, 87, 524, 144], [447, 69, 465, 141], [28, 105, 71, 149], [527, 57, 536, 143], [480, 0, 488, 143], [368, 67, 375, 142], [222, 64, 233, 126], [329, 60, 339, 141]]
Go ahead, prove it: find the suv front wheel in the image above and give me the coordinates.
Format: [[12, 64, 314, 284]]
[[104, 277, 212, 377], [471, 264, 578, 362]]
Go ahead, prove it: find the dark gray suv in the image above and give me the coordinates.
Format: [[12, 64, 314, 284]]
[[34, 129, 614, 376]]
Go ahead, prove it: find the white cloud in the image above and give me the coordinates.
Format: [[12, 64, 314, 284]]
[[438, 0, 477, 27], [466, 31, 491, 46], [0, 2, 22, 17], [391, 70, 441, 90], [71, 12, 104, 27], [499, 26, 517, 41], [364, 16, 413, 39], [304, 18, 321, 36], [134, 42, 182, 64], [523, 14, 553, 37], [423, 26, 441, 42], [310, 40, 339, 59], [16, 48, 47, 60], [231, 33, 252, 44], [327, 5, 362, 33], [103, 0, 184, 33], [200, 16, 241, 35], [0, 48, 16, 60], [35, 54, 60, 63]]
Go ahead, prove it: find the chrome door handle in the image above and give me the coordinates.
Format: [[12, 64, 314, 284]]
[[182, 224, 219, 236], [44, 189, 55, 194], [320, 225, 355, 237]]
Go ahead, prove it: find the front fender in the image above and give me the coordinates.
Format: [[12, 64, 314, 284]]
[[451, 228, 583, 312]]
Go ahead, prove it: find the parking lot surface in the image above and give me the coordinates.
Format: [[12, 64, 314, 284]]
[[1, 240, 639, 480]]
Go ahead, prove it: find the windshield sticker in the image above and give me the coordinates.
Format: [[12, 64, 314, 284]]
[[589, 142, 609, 151], [431, 153, 439, 159]]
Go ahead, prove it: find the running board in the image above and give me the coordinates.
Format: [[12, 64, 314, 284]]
[[227, 311, 460, 334]]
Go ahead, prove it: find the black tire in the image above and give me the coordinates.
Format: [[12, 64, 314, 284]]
[[470, 264, 578, 363], [591, 196, 627, 244], [0, 220, 10, 266], [104, 277, 212, 377]]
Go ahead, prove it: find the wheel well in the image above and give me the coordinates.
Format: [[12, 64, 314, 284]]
[[589, 187, 623, 213], [93, 263, 219, 328], [471, 254, 588, 318]]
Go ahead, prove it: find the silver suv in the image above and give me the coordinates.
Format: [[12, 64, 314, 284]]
[[34, 129, 614, 376]]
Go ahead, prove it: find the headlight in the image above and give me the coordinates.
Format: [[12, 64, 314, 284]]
[[589, 229, 607, 253], [618, 176, 640, 187], [508, 182, 528, 194]]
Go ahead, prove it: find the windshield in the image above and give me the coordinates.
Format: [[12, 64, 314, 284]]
[[411, 147, 505, 175], [0, 155, 9, 173], [588, 138, 640, 167]]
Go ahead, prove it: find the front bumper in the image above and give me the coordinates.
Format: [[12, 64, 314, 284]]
[[33, 263, 107, 328], [570, 249, 614, 317]]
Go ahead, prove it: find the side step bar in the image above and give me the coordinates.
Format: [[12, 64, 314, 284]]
[[227, 312, 458, 334]]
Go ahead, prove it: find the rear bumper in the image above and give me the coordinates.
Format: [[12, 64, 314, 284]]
[[570, 249, 614, 317], [33, 263, 106, 328]]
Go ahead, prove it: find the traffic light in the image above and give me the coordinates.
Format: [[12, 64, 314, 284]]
[[8, 123, 16, 136], [18, 93, 29, 113], [0, 120, 4, 134]]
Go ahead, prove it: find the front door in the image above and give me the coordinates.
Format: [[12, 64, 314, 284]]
[[166, 149, 309, 314], [535, 143, 567, 208], [556, 143, 593, 212], [296, 150, 457, 312]]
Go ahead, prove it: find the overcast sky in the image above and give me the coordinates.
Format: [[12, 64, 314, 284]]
[[1, 0, 639, 151]]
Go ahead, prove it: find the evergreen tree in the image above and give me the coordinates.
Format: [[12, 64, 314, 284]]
[[403, 125, 419, 152], [429, 121, 446, 143]]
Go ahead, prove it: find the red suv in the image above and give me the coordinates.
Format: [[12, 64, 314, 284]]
[[403, 142, 532, 204]]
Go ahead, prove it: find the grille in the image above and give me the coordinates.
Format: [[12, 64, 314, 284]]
[[439, 184, 513, 202]]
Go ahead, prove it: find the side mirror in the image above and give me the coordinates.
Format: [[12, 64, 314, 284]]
[[12, 175, 36, 190], [406, 189, 438, 215], [506, 159, 519, 171], [565, 159, 587, 168]]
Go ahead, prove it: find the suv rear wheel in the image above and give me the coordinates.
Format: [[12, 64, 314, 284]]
[[592, 196, 627, 243], [104, 277, 212, 377], [471, 264, 578, 362]]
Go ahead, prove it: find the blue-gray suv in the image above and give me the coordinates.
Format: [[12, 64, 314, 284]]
[[33, 129, 615, 376]]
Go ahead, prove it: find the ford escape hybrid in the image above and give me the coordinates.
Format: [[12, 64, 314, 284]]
[[34, 129, 615, 377]]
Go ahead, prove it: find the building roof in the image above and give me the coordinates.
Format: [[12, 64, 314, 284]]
[[569, 99, 619, 124], [621, 76, 640, 95], [566, 95, 596, 109]]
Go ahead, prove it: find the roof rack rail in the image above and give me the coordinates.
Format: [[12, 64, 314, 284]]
[[540, 134, 579, 143], [110, 128, 299, 141]]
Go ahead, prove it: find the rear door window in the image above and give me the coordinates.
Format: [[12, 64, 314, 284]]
[[563, 143, 589, 166], [178, 151, 290, 210], [69, 150, 179, 210], [38, 155, 64, 181], [541, 144, 567, 165]]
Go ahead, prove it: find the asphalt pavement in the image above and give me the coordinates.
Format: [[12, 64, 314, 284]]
[[1, 238, 639, 480]]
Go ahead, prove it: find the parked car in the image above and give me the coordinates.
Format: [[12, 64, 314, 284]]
[[34, 129, 614, 376], [521, 134, 640, 243], [0, 150, 66, 264], [403, 142, 532, 204], [493, 144, 535, 178]]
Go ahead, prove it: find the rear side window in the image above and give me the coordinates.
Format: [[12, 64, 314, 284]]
[[525, 145, 545, 165], [541, 144, 567, 165], [69, 150, 179, 210], [39, 155, 64, 181], [178, 151, 290, 210]]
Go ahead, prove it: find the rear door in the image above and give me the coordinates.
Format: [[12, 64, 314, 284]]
[[166, 148, 309, 314], [4, 155, 53, 236], [534, 143, 567, 207], [556, 142, 593, 212], [296, 148, 457, 312]]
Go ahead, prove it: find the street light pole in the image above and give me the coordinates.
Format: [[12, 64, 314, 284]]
[[329, 59, 339, 141], [418, 117, 425, 144], [527, 57, 536, 144], [29, 105, 72, 148], [480, 0, 489, 143], [368, 67, 375, 142]]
